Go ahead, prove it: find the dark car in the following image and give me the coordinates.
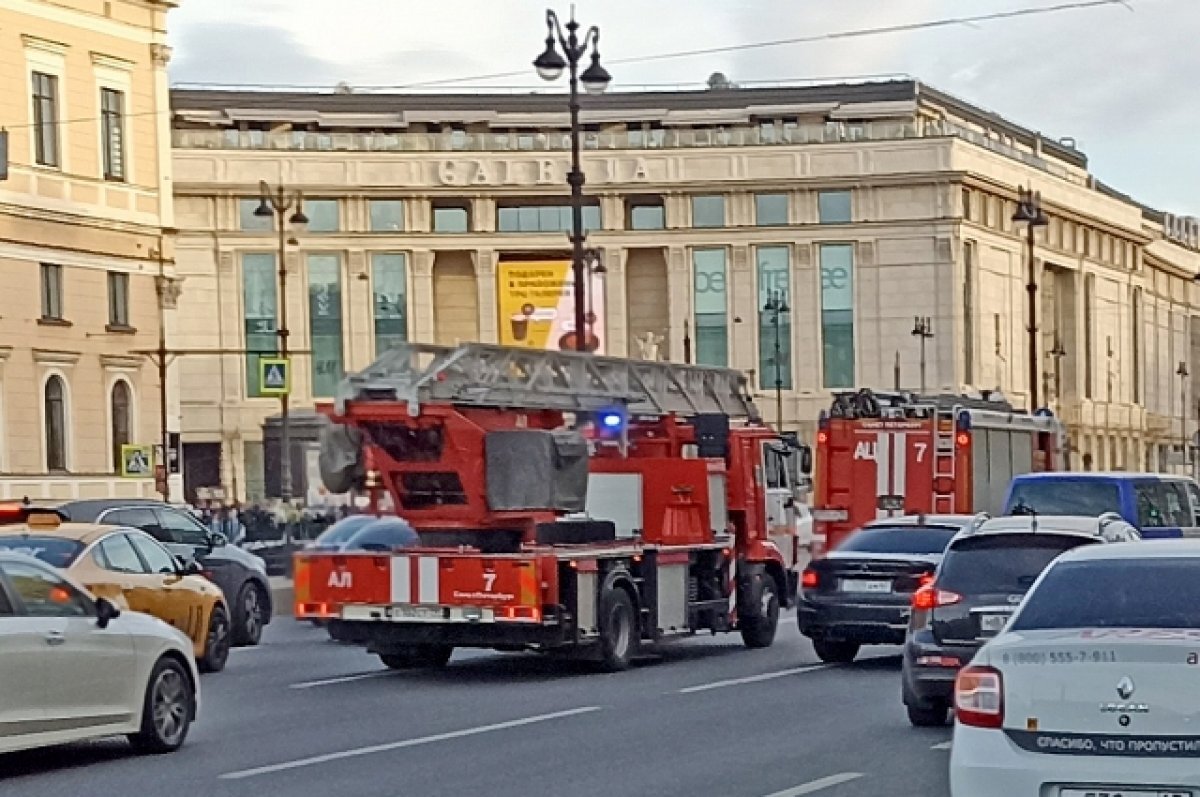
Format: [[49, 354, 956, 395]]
[[798, 514, 978, 664], [305, 514, 377, 552], [325, 517, 420, 643], [900, 513, 1140, 727], [49, 499, 273, 647]]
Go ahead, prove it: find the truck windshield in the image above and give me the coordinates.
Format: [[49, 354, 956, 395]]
[[0, 536, 85, 568], [837, 526, 958, 556], [938, 534, 1092, 595], [1012, 558, 1200, 630], [1005, 480, 1121, 517]]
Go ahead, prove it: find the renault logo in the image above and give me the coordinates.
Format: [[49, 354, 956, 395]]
[[1116, 676, 1135, 700]]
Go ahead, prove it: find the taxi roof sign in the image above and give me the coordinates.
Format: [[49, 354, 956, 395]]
[[260, 357, 291, 396]]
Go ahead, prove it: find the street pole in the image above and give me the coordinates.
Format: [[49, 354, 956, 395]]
[[1012, 186, 1048, 412], [911, 316, 933, 394], [763, 289, 790, 430], [255, 181, 308, 502], [151, 239, 175, 502], [1050, 334, 1066, 414], [682, 319, 692, 364], [534, 8, 610, 353], [1177, 361, 1189, 474]]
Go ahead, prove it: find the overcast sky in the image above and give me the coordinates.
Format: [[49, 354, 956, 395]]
[[168, 0, 1197, 216]]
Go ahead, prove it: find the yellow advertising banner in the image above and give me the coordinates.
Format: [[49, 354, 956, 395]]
[[496, 260, 606, 353]]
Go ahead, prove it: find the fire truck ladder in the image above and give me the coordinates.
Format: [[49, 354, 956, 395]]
[[335, 341, 761, 421], [931, 404, 960, 513]]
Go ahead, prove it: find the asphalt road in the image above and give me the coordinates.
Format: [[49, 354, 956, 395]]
[[0, 612, 952, 797]]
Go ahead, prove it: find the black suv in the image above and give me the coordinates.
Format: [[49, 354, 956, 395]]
[[50, 499, 272, 646], [900, 514, 1139, 727]]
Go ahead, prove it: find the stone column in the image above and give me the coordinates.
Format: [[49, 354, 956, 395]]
[[601, 246, 628, 356], [729, 244, 755, 374], [473, 249, 498, 343], [345, 249, 374, 370], [667, 246, 691, 362], [411, 250, 436, 343], [600, 194, 624, 232], [473, 198, 496, 233]]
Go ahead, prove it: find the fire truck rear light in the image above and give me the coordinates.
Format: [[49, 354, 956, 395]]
[[816, 431, 829, 444], [296, 602, 336, 619], [497, 606, 541, 622], [801, 569, 819, 589], [956, 433, 971, 446]]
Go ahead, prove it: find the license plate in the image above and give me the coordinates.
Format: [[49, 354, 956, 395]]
[[840, 578, 892, 594], [384, 605, 444, 621], [1060, 790, 1192, 797], [978, 613, 1010, 634]]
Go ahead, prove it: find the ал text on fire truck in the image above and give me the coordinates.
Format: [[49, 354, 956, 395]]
[[812, 389, 1064, 553], [295, 342, 812, 671]]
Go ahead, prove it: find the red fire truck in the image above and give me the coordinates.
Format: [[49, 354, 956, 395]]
[[811, 389, 1064, 553], [294, 342, 809, 671]]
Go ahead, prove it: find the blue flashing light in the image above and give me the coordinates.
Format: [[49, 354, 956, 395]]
[[956, 410, 971, 431], [601, 412, 623, 429]]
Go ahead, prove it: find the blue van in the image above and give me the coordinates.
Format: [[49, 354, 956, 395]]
[[1002, 472, 1200, 539]]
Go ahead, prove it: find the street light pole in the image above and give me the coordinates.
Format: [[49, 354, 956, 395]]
[[763, 289, 790, 430], [1050, 334, 1067, 413], [255, 181, 308, 502], [149, 236, 179, 502], [911, 316, 933, 393], [1178, 361, 1189, 474], [534, 8, 611, 353], [1012, 186, 1048, 412]]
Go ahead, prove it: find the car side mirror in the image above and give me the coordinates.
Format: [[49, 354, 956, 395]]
[[799, 445, 813, 476], [207, 530, 227, 550], [784, 497, 796, 509], [96, 597, 121, 629], [177, 556, 204, 576]]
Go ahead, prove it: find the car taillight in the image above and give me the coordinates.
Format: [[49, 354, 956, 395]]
[[911, 585, 962, 610], [918, 572, 935, 588], [956, 665, 1004, 728], [801, 568, 819, 589]]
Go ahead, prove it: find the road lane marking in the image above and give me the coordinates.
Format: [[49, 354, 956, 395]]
[[764, 772, 864, 796], [219, 706, 603, 780], [677, 664, 830, 694], [289, 671, 392, 689], [931, 740, 952, 750]]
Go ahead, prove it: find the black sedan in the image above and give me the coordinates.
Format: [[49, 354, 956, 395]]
[[798, 515, 977, 663]]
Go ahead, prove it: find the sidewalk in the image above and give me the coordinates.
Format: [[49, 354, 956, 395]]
[[270, 575, 294, 616]]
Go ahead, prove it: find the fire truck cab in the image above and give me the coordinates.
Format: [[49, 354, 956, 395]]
[[812, 389, 1064, 553], [295, 342, 810, 671]]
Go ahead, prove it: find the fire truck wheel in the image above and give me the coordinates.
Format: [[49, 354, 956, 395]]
[[379, 645, 454, 670], [739, 574, 780, 649], [597, 587, 637, 672], [812, 638, 860, 664]]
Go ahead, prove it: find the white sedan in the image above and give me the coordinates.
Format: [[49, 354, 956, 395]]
[[0, 551, 200, 755], [950, 540, 1200, 796]]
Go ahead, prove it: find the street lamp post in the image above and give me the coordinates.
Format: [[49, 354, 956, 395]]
[[254, 181, 308, 502], [763, 289, 790, 430], [911, 316, 933, 393], [1049, 335, 1067, 412], [584, 248, 605, 346], [1178, 361, 1190, 474], [1012, 186, 1048, 412], [533, 8, 611, 353]]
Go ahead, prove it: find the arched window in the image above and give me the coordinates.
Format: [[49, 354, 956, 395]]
[[111, 380, 132, 472], [44, 375, 67, 472]]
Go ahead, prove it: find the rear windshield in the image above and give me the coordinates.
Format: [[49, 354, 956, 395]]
[[938, 534, 1093, 594], [0, 536, 85, 568], [1133, 480, 1193, 528], [314, 516, 374, 546], [837, 526, 959, 556], [1005, 480, 1121, 517], [1012, 558, 1200, 630]]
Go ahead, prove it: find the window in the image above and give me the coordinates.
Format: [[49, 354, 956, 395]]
[[1, 560, 89, 618], [44, 375, 67, 471], [433, 204, 470, 233], [819, 244, 855, 388], [628, 199, 665, 230], [692, 249, 728, 366], [0, 535, 84, 569], [304, 199, 339, 232], [40, 263, 63, 320], [372, 253, 408, 354], [755, 194, 788, 226], [1005, 480, 1120, 515], [496, 203, 600, 233], [938, 534, 1092, 594], [308, 254, 344, 398], [818, 190, 852, 224], [239, 199, 274, 231], [31, 71, 59, 167], [962, 187, 973, 222], [691, 195, 726, 228], [107, 272, 129, 327], [242, 253, 278, 397], [369, 199, 405, 232], [100, 87, 125, 180], [97, 534, 147, 574], [1135, 480, 1192, 529], [757, 246, 792, 390], [155, 508, 210, 547], [102, 507, 166, 542], [110, 381, 132, 472], [963, 241, 976, 383], [836, 526, 960, 556], [127, 534, 178, 575]]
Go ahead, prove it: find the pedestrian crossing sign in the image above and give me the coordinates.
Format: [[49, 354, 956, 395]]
[[120, 444, 155, 478], [260, 357, 291, 396]]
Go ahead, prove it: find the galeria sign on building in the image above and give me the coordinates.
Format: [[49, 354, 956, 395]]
[[496, 260, 606, 354]]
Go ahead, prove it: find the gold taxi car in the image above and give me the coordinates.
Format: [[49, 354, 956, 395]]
[[0, 511, 231, 672]]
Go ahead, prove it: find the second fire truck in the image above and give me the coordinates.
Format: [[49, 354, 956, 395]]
[[811, 389, 1064, 552], [294, 342, 809, 671]]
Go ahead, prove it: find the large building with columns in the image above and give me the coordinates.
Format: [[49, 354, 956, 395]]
[[168, 80, 1200, 502]]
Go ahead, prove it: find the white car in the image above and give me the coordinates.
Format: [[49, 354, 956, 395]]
[[0, 552, 200, 755], [950, 540, 1200, 796]]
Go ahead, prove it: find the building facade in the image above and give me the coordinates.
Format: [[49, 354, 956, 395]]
[[0, 0, 180, 500], [168, 80, 1200, 501]]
